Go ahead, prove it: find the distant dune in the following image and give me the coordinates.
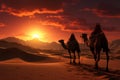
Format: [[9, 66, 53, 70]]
[[0, 40, 40, 53], [110, 39, 120, 49], [2, 37, 62, 50], [0, 47, 60, 62], [1, 37, 120, 60], [110, 39, 120, 54]]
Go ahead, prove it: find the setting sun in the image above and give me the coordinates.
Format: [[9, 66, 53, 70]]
[[24, 27, 45, 41], [32, 34, 40, 39]]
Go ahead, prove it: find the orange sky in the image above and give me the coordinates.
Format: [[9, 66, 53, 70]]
[[0, 0, 120, 43]]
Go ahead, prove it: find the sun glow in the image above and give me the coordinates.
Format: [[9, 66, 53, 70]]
[[32, 33, 40, 39], [30, 31, 45, 40], [18, 25, 48, 41], [27, 29, 45, 40]]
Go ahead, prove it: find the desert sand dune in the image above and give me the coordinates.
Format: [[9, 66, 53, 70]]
[[0, 50, 120, 80], [0, 48, 60, 62]]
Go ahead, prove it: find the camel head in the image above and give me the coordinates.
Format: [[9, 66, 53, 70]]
[[58, 39, 67, 49], [81, 33, 89, 46], [81, 33, 88, 41], [58, 39, 64, 43]]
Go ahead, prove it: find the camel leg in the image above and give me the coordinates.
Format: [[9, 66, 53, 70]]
[[77, 52, 80, 64], [93, 51, 97, 61], [95, 51, 100, 70], [68, 50, 72, 64], [90, 47, 96, 61], [105, 51, 109, 72], [73, 52, 76, 64]]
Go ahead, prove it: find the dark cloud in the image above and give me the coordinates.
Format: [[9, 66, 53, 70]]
[[103, 26, 118, 31], [83, 1, 120, 18], [0, 0, 119, 32], [61, 17, 90, 31], [99, 3, 120, 15], [0, 0, 64, 17], [33, 13, 90, 32], [0, 0, 64, 10]]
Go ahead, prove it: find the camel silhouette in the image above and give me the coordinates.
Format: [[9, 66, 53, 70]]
[[81, 23, 109, 71], [58, 33, 81, 64]]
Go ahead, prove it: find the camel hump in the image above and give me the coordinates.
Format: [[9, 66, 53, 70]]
[[69, 33, 76, 41], [67, 33, 80, 50], [68, 33, 78, 42]]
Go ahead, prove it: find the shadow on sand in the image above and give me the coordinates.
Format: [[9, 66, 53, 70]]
[[0, 47, 50, 62], [67, 63, 120, 80]]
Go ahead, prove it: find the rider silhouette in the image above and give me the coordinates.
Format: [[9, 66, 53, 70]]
[[90, 23, 109, 52], [89, 23, 103, 47]]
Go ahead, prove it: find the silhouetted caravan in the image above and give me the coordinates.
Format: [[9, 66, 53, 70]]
[[58, 33, 81, 64], [81, 23, 109, 71]]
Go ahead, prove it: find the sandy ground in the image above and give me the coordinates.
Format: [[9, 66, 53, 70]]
[[0, 53, 120, 80]]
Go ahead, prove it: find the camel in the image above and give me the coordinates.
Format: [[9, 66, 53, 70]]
[[58, 33, 81, 64], [81, 33, 109, 71]]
